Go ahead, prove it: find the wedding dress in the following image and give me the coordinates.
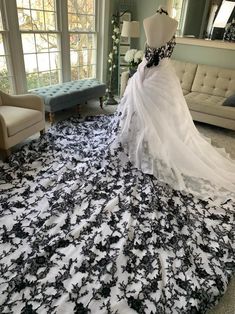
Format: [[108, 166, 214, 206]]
[[114, 37, 235, 201]]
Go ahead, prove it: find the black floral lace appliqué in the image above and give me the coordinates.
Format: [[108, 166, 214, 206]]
[[145, 36, 176, 68], [0, 114, 234, 314]]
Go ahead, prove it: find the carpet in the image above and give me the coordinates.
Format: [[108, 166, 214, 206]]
[[196, 122, 235, 159], [0, 115, 234, 314]]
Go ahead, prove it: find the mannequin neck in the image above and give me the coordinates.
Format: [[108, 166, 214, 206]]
[[156, 7, 168, 15]]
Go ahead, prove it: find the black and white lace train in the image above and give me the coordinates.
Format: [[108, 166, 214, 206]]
[[0, 114, 234, 314]]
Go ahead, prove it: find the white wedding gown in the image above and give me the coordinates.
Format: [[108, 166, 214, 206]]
[[115, 56, 235, 201]]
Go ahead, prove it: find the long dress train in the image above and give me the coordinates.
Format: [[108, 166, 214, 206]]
[[114, 57, 235, 201]]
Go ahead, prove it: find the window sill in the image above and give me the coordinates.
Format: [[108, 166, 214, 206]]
[[176, 37, 235, 50]]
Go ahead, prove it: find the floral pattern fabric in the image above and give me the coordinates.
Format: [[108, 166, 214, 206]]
[[144, 37, 176, 68], [0, 114, 234, 314]]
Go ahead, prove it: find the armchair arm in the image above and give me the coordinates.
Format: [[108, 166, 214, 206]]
[[1, 91, 44, 112], [120, 71, 130, 97], [0, 112, 9, 147]]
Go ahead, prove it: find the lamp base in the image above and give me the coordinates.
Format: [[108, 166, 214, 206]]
[[103, 92, 118, 106]]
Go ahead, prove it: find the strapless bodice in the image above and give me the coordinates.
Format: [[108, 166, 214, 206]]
[[144, 36, 176, 68]]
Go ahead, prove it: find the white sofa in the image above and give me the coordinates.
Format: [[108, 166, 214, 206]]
[[120, 60, 235, 130]]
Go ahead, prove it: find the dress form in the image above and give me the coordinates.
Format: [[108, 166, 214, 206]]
[[143, 6, 178, 48]]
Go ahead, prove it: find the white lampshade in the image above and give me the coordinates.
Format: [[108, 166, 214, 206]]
[[213, 0, 235, 28], [121, 21, 140, 38]]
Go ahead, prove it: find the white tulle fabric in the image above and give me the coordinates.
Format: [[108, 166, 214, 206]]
[[116, 58, 235, 201]]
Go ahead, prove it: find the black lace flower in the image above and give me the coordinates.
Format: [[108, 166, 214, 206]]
[[35, 255, 47, 265], [74, 302, 90, 314], [21, 303, 38, 314], [100, 286, 111, 298], [145, 36, 176, 68], [127, 296, 143, 312]]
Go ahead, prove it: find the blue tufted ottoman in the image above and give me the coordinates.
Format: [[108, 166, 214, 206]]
[[30, 79, 106, 123]]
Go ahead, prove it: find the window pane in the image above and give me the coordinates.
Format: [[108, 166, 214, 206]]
[[37, 53, 50, 71], [86, 0, 95, 14], [68, 13, 78, 31], [21, 34, 36, 53], [0, 35, 6, 55], [16, 0, 30, 9], [30, 0, 44, 10], [70, 51, 78, 67], [76, 49, 96, 66], [68, 0, 95, 32], [70, 34, 96, 51], [0, 56, 7, 71], [50, 70, 59, 84], [43, 0, 55, 12], [48, 34, 58, 48], [0, 34, 13, 93], [0, 10, 3, 30], [71, 67, 78, 81], [31, 9, 45, 30], [87, 16, 95, 31], [18, 9, 33, 30], [44, 11, 56, 31], [69, 15, 95, 32], [0, 75, 11, 93], [39, 71, 51, 86], [78, 65, 88, 79], [24, 54, 38, 72], [71, 64, 95, 80], [35, 33, 49, 52], [49, 52, 60, 70], [68, 0, 95, 15], [26, 72, 39, 89]]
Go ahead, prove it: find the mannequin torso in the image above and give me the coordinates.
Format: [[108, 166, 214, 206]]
[[143, 8, 178, 48]]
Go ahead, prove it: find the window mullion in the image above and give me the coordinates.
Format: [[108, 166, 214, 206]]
[[97, 0, 109, 83], [5, 0, 27, 93], [57, 0, 71, 82]]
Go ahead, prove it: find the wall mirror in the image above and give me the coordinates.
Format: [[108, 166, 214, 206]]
[[169, 0, 235, 40]]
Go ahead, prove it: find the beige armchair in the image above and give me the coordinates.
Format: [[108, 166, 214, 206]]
[[0, 90, 45, 160]]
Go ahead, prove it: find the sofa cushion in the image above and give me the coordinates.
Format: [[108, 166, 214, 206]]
[[185, 92, 235, 120], [223, 93, 235, 107], [0, 106, 42, 137], [191, 64, 235, 98], [171, 59, 198, 94]]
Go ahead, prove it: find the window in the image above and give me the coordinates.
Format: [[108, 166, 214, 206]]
[[0, 3, 13, 93], [171, 0, 188, 36], [17, 0, 61, 89], [0, 0, 99, 93], [68, 0, 96, 80]]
